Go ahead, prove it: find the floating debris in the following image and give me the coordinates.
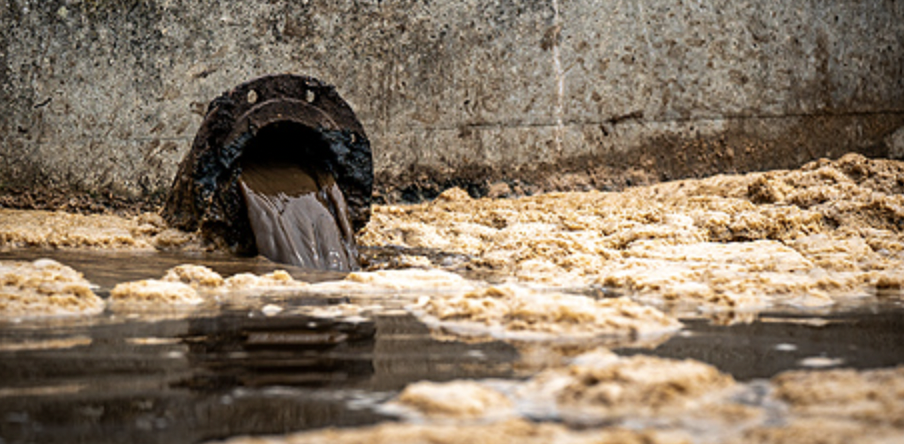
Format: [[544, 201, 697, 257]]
[[261, 304, 284, 316], [796, 356, 846, 368], [385, 380, 515, 420], [0, 259, 104, 318], [410, 284, 681, 342], [109, 279, 204, 307]]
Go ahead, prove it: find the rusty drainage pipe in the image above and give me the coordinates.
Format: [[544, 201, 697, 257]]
[[162, 74, 373, 258]]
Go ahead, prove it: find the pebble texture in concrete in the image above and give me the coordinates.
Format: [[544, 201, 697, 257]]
[[1, 0, 902, 201]]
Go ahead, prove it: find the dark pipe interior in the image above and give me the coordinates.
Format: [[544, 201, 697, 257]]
[[237, 122, 360, 271], [239, 122, 332, 179]]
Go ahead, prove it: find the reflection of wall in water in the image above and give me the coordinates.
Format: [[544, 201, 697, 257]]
[[1, 312, 519, 443], [183, 312, 519, 391], [617, 308, 904, 381]]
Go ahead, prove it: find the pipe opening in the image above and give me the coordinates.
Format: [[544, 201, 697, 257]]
[[162, 74, 374, 272], [238, 122, 359, 271]]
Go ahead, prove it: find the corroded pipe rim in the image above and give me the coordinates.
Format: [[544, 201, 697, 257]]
[[162, 74, 374, 254]]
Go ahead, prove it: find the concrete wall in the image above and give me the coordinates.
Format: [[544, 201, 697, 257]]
[[1, 0, 903, 203]]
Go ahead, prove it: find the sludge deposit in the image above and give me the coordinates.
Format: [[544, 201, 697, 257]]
[[360, 153, 904, 313], [1, 153, 903, 443]]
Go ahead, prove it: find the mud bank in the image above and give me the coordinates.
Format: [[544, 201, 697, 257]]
[[361, 154, 904, 313]]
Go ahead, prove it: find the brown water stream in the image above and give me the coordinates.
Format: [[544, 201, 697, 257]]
[[239, 160, 359, 272]]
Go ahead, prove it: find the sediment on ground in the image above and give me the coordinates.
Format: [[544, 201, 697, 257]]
[[0, 210, 200, 251], [360, 154, 904, 312]]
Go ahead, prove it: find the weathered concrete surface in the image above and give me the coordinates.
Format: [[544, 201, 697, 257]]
[[1, 0, 902, 205]]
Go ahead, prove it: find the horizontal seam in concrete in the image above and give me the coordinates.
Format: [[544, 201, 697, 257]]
[[9, 136, 196, 145], [127, 136, 195, 142], [393, 109, 904, 131]]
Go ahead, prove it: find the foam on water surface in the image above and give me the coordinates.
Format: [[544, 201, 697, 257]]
[[1, 153, 903, 443]]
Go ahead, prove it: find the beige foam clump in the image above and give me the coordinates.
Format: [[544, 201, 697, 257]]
[[0, 209, 141, 249], [109, 279, 203, 306], [392, 380, 513, 418], [518, 350, 739, 421], [771, 366, 904, 427], [296, 303, 381, 321], [865, 266, 904, 292], [162, 264, 224, 288], [411, 284, 681, 341], [360, 154, 904, 311], [308, 269, 477, 294], [106, 266, 314, 313], [738, 417, 903, 444], [214, 418, 689, 444], [435, 186, 473, 202], [790, 234, 878, 271], [739, 365, 904, 443], [626, 240, 812, 271], [223, 270, 307, 290], [0, 209, 200, 251], [595, 241, 848, 309], [0, 259, 104, 317]]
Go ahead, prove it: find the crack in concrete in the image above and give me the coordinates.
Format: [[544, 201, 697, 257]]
[[551, 0, 565, 154]]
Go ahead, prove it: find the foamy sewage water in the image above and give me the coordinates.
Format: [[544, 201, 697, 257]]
[[0, 249, 902, 444], [2, 154, 904, 443]]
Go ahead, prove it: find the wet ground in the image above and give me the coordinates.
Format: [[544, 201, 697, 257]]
[[1, 249, 902, 444]]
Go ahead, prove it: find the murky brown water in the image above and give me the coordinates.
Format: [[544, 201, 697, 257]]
[[0, 251, 517, 443], [0, 249, 902, 443], [240, 160, 359, 272]]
